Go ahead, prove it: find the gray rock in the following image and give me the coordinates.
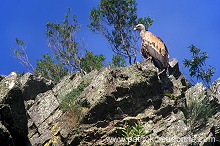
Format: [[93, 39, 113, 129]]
[[0, 72, 30, 145], [80, 62, 162, 124], [52, 72, 83, 100], [209, 77, 220, 104], [185, 83, 206, 107], [183, 83, 220, 145], [1, 59, 219, 145], [19, 72, 54, 100], [28, 90, 59, 127], [0, 72, 18, 102], [0, 122, 14, 146], [168, 58, 181, 79], [0, 75, 6, 82]]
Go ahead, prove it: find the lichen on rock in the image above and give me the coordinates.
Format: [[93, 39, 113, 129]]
[[0, 59, 219, 145]]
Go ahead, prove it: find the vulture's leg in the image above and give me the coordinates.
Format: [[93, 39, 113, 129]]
[[145, 56, 152, 61]]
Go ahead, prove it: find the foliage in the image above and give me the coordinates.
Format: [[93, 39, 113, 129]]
[[46, 8, 84, 73], [183, 45, 215, 87], [137, 16, 154, 31], [122, 121, 145, 138], [59, 83, 86, 118], [60, 83, 86, 110], [10, 38, 35, 73], [182, 90, 216, 134], [88, 0, 154, 65], [111, 54, 126, 68], [11, 38, 68, 82], [11, 9, 108, 83], [81, 51, 106, 73], [35, 54, 68, 82], [164, 93, 177, 99]]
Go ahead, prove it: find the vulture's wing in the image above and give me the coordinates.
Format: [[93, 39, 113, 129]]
[[142, 31, 169, 69]]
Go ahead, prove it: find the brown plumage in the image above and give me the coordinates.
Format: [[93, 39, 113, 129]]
[[134, 24, 169, 70]]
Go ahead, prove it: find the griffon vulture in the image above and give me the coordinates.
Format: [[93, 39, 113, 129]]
[[134, 24, 169, 70]]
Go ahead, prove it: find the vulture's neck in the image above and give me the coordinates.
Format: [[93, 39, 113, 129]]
[[140, 29, 145, 39]]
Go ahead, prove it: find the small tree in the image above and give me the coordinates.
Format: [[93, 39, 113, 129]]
[[46, 8, 84, 73], [11, 9, 109, 82], [81, 51, 106, 73], [183, 45, 215, 87], [111, 54, 126, 68], [10, 38, 35, 73], [137, 16, 154, 31], [88, 0, 153, 65], [35, 54, 68, 82]]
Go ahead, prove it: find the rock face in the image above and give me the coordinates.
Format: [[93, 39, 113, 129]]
[[0, 59, 219, 146], [20, 72, 54, 100]]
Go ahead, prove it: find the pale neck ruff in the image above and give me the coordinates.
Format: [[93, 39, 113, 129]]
[[140, 30, 145, 39]]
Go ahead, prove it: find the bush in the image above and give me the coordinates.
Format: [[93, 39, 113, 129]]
[[182, 88, 216, 134], [111, 54, 126, 68], [81, 51, 106, 73], [59, 83, 86, 122], [183, 45, 215, 87], [36, 54, 68, 82], [122, 121, 145, 138]]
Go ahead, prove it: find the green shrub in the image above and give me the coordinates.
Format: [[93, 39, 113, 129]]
[[81, 51, 106, 73], [110, 54, 126, 68], [164, 93, 177, 99], [122, 121, 145, 144], [182, 90, 216, 134], [59, 83, 86, 119], [122, 121, 145, 138], [36, 53, 68, 82]]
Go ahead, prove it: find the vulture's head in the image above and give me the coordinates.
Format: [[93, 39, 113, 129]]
[[134, 24, 145, 31]]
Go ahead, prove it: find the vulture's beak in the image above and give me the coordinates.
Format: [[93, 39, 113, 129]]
[[134, 27, 137, 30]]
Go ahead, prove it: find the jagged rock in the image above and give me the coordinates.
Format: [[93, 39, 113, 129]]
[[168, 58, 190, 97], [67, 61, 183, 145], [0, 75, 6, 82], [0, 59, 219, 145], [79, 62, 162, 124], [52, 72, 83, 101], [183, 83, 220, 145], [0, 72, 30, 145], [185, 83, 206, 106], [28, 109, 64, 145], [27, 90, 62, 145], [19, 72, 54, 100], [168, 58, 181, 79], [0, 104, 15, 145], [26, 71, 99, 145], [0, 122, 14, 146], [67, 62, 218, 145], [169, 74, 190, 97], [28, 90, 59, 127], [209, 77, 220, 104], [0, 72, 18, 101]]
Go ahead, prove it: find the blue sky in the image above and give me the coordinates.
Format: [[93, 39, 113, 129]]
[[1, 0, 220, 83]]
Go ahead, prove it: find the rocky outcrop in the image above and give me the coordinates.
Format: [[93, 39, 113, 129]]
[[0, 72, 54, 145], [0, 105, 15, 146], [0, 75, 6, 82], [0, 59, 219, 145], [20, 72, 54, 100]]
